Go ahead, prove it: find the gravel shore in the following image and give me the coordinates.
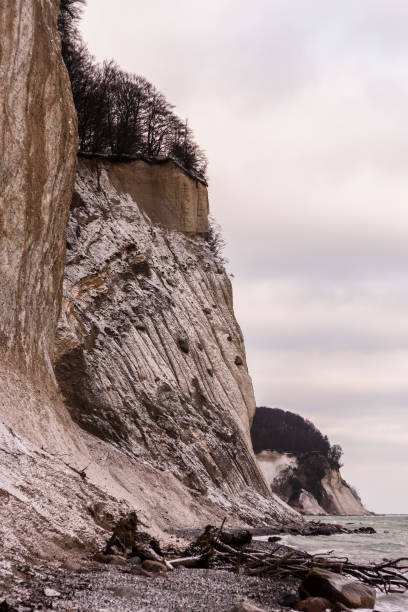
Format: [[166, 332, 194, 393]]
[[1, 564, 299, 612]]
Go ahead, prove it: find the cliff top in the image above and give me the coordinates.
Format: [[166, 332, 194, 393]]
[[78, 151, 208, 187], [251, 406, 343, 469]]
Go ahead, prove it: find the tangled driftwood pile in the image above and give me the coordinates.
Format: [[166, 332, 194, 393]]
[[94, 514, 408, 609], [169, 521, 407, 596]]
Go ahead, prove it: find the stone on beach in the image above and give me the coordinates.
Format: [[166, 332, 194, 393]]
[[43, 588, 61, 597], [232, 596, 267, 611], [142, 560, 168, 573], [295, 597, 332, 611], [301, 568, 376, 609]]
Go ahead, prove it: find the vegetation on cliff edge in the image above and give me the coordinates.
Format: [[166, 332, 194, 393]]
[[251, 406, 343, 470], [58, 0, 208, 179]]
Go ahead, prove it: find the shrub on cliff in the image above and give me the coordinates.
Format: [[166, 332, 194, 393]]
[[207, 217, 227, 263], [58, 0, 207, 179]]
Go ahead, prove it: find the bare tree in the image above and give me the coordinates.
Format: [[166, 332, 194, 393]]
[[58, 0, 208, 179]]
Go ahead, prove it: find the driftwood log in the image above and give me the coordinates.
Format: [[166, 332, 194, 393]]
[[99, 514, 408, 595], [169, 522, 408, 595]]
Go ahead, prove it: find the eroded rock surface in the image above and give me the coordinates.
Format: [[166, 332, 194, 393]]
[[0, 0, 119, 561], [92, 156, 209, 234], [0, 0, 77, 384], [256, 450, 370, 516], [55, 157, 297, 526], [0, 2, 297, 563], [0, 0, 83, 454], [251, 408, 370, 516]]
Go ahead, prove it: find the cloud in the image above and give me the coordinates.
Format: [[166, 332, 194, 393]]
[[81, 1, 408, 513]]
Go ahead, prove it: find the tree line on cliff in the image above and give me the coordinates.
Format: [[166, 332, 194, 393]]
[[58, 0, 207, 179], [251, 406, 343, 469]]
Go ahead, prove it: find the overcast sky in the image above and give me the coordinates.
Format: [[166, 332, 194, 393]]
[[81, 0, 408, 514]]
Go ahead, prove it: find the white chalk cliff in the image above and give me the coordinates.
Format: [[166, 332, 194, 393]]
[[55, 157, 298, 530], [0, 1, 299, 562], [256, 451, 370, 516]]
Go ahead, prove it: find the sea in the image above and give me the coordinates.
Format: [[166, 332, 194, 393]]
[[257, 515, 408, 612]]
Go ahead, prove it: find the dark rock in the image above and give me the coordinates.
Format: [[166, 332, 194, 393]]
[[104, 511, 139, 556], [353, 526, 376, 534], [128, 556, 142, 566], [193, 525, 252, 549], [178, 337, 190, 354], [264, 521, 348, 537], [225, 529, 252, 547], [93, 552, 127, 565], [301, 568, 376, 609], [296, 598, 331, 611], [308, 524, 340, 536], [142, 560, 167, 573], [279, 591, 301, 607], [268, 536, 281, 543], [234, 355, 243, 366], [0, 602, 17, 612]]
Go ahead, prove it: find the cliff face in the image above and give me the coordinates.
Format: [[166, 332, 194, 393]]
[[256, 450, 370, 516], [0, 2, 298, 562], [0, 0, 114, 560], [94, 156, 209, 234], [0, 0, 77, 385], [321, 469, 370, 516], [0, 0, 82, 455], [251, 408, 370, 516], [55, 157, 298, 527]]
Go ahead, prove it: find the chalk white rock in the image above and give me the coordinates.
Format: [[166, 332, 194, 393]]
[[321, 469, 371, 516], [55, 158, 300, 526], [255, 450, 369, 516], [297, 489, 327, 515], [44, 588, 61, 598]]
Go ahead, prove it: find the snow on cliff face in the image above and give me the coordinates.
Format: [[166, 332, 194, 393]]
[[0, 3, 297, 562], [55, 157, 299, 528]]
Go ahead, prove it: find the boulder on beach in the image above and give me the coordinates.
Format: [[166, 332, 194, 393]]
[[301, 568, 376, 609], [295, 597, 332, 611]]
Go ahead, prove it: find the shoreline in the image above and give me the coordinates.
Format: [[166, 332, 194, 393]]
[[0, 538, 300, 612], [0, 519, 383, 612], [2, 516, 406, 611]]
